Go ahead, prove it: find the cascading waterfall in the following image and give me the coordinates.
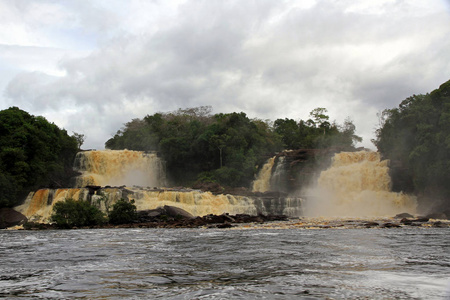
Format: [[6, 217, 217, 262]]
[[252, 156, 288, 194], [16, 150, 302, 223], [270, 156, 286, 193], [303, 151, 417, 217], [252, 157, 275, 193], [15, 187, 302, 223], [16, 150, 417, 223], [73, 150, 166, 187]]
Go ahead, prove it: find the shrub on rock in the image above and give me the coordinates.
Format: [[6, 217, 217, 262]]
[[51, 198, 106, 228], [108, 199, 137, 225]]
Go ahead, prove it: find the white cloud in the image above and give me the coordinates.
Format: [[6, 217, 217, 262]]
[[1, 0, 450, 150]]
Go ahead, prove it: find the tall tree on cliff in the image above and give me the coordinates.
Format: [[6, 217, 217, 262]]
[[374, 79, 450, 211], [0, 107, 79, 207]]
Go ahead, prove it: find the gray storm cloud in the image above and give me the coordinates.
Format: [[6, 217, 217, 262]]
[[1, 0, 450, 149]]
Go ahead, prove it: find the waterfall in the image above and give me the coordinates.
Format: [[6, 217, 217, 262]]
[[270, 156, 286, 193], [15, 188, 91, 223], [252, 156, 288, 193], [14, 149, 303, 223], [15, 187, 303, 223], [304, 151, 417, 217], [73, 150, 166, 188], [252, 157, 276, 192]]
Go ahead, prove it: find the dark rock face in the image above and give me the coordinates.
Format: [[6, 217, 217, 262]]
[[395, 213, 414, 219], [270, 148, 346, 194], [0, 208, 27, 229]]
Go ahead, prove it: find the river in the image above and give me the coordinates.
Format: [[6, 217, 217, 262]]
[[1, 227, 449, 299]]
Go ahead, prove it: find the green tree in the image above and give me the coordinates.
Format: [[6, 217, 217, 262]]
[[105, 108, 283, 187], [51, 198, 106, 228], [0, 107, 79, 207], [274, 109, 360, 150], [72, 132, 86, 150], [374, 79, 450, 208], [309, 107, 330, 129], [104, 106, 359, 188]]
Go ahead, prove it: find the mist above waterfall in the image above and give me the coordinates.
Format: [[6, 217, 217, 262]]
[[303, 151, 417, 217]]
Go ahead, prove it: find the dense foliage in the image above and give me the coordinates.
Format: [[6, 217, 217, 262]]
[[374, 79, 450, 208], [50, 198, 107, 228], [108, 199, 137, 225], [0, 107, 79, 207], [273, 108, 361, 149], [106, 106, 361, 187]]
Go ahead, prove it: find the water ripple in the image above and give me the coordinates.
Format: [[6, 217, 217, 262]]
[[1, 228, 449, 299]]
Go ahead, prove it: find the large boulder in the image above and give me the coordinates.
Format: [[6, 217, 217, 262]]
[[163, 205, 194, 219], [0, 208, 28, 229]]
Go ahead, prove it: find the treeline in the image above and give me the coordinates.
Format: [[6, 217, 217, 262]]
[[0, 107, 79, 207], [105, 106, 361, 187], [374, 79, 450, 210]]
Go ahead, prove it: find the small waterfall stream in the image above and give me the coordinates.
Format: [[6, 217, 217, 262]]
[[251, 157, 276, 193]]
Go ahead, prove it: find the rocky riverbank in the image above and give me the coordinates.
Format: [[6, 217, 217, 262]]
[[6, 209, 450, 231], [17, 212, 289, 230]]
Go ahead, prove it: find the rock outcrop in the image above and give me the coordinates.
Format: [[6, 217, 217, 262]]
[[0, 208, 27, 229]]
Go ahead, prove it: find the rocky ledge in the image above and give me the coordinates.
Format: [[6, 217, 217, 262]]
[[21, 211, 289, 230], [4, 205, 450, 230]]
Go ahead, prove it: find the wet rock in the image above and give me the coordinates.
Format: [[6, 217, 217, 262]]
[[425, 213, 448, 220], [163, 205, 194, 219], [414, 217, 430, 222], [137, 208, 165, 221], [264, 214, 289, 221], [204, 214, 229, 223], [409, 222, 423, 227], [394, 213, 414, 219], [364, 222, 379, 228], [400, 218, 413, 225], [209, 223, 233, 229], [86, 185, 102, 194], [432, 221, 444, 228], [192, 181, 224, 193], [380, 222, 401, 228], [0, 208, 27, 229], [221, 213, 235, 223]]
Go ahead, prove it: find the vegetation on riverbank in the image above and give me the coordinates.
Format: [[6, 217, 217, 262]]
[[0, 107, 79, 208], [49, 198, 138, 228], [374, 79, 450, 212]]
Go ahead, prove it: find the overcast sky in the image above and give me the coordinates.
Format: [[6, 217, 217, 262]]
[[1, 0, 449, 150]]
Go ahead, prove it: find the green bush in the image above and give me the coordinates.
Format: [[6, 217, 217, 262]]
[[108, 199, 137, 225], [51, 198, 106, 228]]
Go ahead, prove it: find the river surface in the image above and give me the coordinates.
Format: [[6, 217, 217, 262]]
[[1, 227, 449, 299]]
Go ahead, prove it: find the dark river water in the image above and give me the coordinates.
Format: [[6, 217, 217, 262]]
[[1, 227, 449, 299]]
